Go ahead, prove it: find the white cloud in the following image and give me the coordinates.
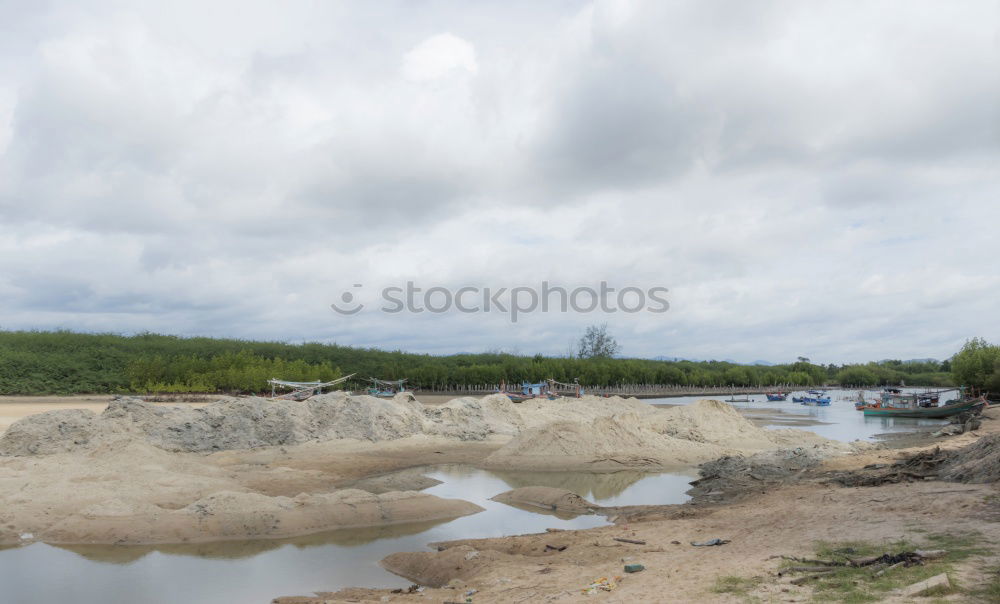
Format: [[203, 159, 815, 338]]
[[0, 0, 997, 363], [402, 33, 478, 81]]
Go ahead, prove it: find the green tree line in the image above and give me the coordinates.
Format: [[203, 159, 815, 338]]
[[949, 337, 1000, 393], [0, 329, 955, 395]]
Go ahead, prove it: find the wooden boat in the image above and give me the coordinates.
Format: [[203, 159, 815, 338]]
[[366, 378, 409, 398], [501, 381, 550, 403], [765, 392, 788, 401], [862, 396, 986, 418], [793, 390, 831, 405]]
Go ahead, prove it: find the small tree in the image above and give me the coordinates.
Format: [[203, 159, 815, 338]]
[[577, 323, 621, 359]]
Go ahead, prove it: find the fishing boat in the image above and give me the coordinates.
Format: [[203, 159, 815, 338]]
[[853, 390, 877, 410], [500, 381, 551, 403], [267, 374, 356, 401], [861, 388, 980, 418], [366, 378, 409, 398], [862, 395, 985, 418], [546, 378, 585, 399], [792, 390, 831, 405], [765, 392, 788, 401]]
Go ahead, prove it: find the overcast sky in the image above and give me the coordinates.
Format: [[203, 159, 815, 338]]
[[1, 0, 998, 364]]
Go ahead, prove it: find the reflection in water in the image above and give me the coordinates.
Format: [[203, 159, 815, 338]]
[[54, 517, 456, 564], [1, 466, 694, 604], [489, 469, 649, 500], [487, 468, 698, 506]]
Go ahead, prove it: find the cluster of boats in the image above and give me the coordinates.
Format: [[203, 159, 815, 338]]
[[498, 379, 585, 403], [757, 387, 987, 418], [853, 387, 986, 418], [760, 391, 831, 405]]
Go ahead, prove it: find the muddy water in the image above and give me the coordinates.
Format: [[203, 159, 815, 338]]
[[0, 466, 695, 604]]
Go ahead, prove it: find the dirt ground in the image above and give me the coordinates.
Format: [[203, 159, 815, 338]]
[[3, 394, 996, 601], [273, 408, 1000, 603]]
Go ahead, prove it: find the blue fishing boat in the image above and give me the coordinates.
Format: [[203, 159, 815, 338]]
[[792, 390, 831, 405], [501, 381, 551, 403], [765, 392, 788, 401]]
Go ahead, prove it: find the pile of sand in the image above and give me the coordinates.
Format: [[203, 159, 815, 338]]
[[649, 399, 777, 449], [482, 413, 720, 471], [381, 545, 508, 588], [513, 395, 653, 429], [0, 436, 483, 546], [420, 394, 525, 440], [482, 400, 852, 471], [490, 486, 598, 516], [0, 394, 529, 456], [42, 488, 483, 545]]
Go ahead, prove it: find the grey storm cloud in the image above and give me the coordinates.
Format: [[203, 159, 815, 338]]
[[0, 0, 997, 363]]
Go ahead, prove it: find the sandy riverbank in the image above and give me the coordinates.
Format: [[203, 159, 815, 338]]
[[275, 407, 1000, 603], [0, 393, 853, 547]]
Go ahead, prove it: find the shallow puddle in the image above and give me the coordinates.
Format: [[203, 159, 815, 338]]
[[0, 466, 694, 604]]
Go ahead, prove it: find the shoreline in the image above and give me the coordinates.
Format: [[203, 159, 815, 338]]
[[275, 408, 1000, 602], [2, 393, 994, 602]]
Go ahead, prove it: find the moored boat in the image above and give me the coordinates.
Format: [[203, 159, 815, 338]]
[[500, 381, 551, 403], [765, 392, 788, 401], [793, 390, 831, 405], [862, 396, 986, 418], [366, 378, 410, 398]]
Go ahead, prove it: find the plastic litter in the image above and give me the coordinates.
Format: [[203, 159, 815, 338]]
[[691, 538, 731, 546], [582, 576, 622, 594]]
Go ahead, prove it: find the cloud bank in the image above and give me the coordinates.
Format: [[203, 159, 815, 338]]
[[0, 0, 998, 363]]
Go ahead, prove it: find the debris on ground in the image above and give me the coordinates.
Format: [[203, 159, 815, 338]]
[[773, 548, 948, 586], [624, 563, 645, 573], [830, 434, 1000, 486], [688, 448, 824, 503], [900, 572, 951, 597], [691, 538, 730, 546], [582, 576, 621, 594]]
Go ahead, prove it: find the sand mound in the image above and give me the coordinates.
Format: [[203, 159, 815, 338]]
[[0, 409, 103, 456], [512, 395, 653, 429], [483, 400, 850, 471], [42, 489, 484, 544], [422, 394, 525, 440], [483, 413, 719, 471], [0, 394, 534, 456], [491, 486, 597, 516], [381, 545, 508, 588], [649, 399, 772, 448], [0, 431, 489, 546]]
